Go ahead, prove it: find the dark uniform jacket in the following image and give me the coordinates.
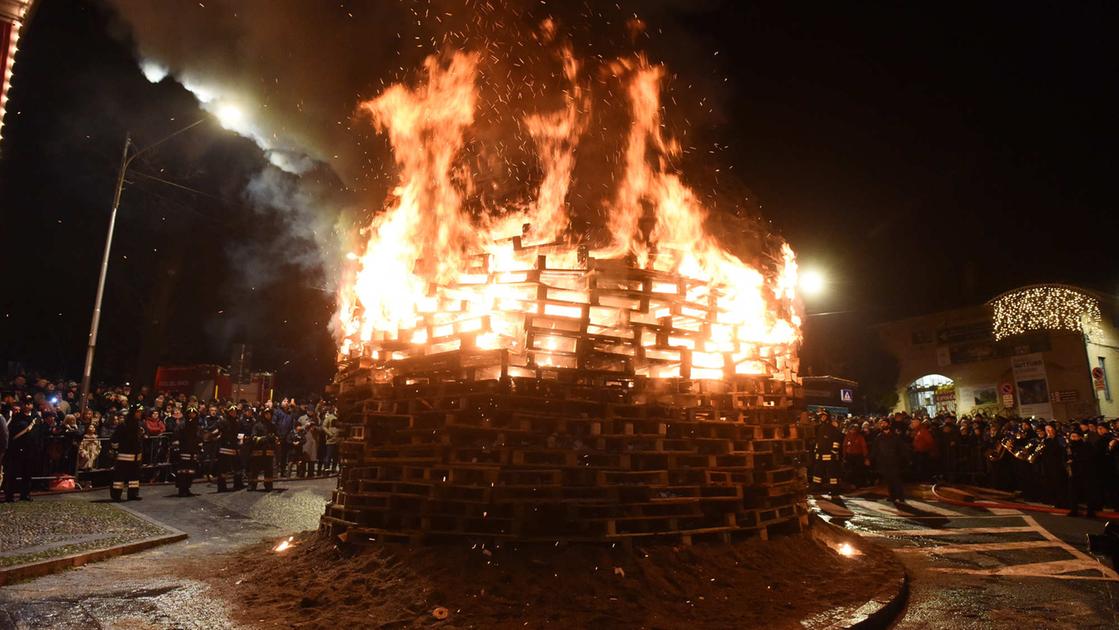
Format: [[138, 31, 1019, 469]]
[[251, 419, 277, 454], [111, 420, 145, 458], [176, 419, 202, 456], [6, 412, 41, 455]]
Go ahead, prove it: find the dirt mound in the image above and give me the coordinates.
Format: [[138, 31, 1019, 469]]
[[189, 524, 902, 629]]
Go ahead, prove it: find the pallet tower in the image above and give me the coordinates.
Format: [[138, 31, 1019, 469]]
[[322, 248, 808, 545]]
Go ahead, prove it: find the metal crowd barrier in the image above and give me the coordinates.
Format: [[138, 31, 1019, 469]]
[[28, 434, 176, 487]]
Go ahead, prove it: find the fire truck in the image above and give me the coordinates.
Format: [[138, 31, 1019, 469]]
[[154, 364, 274, 403]]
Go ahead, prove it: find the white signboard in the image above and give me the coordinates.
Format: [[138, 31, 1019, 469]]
[[1011, 353, 1053, 418]]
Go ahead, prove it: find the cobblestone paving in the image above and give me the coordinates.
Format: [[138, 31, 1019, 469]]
[[0, 501, 169, 567]]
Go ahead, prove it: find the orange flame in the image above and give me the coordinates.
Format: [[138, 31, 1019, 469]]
[[336, 43, 802, 380]]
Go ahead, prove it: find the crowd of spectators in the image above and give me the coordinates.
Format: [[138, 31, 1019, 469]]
[[812, 410, 1119, 517], [0, 373, 341, 496]]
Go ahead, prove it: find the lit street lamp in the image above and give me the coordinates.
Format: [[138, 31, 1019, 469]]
[[800, 268, 826, 297], [78, 117, 211, 416]]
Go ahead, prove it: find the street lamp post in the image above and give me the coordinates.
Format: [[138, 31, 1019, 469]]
[[78, 119, 206, 416]]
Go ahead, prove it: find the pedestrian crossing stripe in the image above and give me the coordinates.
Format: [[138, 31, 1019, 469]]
[[845, 498, 905, 517], [861, 526, 1037, 537], [894, 540, 1057, 554], [903, 499, 966, 516]]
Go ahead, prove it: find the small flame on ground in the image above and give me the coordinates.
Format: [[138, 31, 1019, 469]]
[[273, 536, 295, 553], [834, 542, 859, 558]]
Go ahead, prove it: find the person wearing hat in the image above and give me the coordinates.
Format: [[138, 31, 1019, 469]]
[[173, 408, 203, 497], [2, 397, 41, 502], [811, 410, 843, 498], [214, 406, 244, 492], [247, 408, 278, 491], [109, 406, 145, 502]]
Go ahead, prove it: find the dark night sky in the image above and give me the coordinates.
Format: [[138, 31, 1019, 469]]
[[1, 1, 1116, 390]]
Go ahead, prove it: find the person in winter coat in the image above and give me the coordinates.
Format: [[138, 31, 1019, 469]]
[[302, 418, 321, 477], [910, 420, 938, 481], [1066, 430, 1096, 517], [842, 425, 869, 487], [143, 409, 166, 476], [872, 420, 909, 506], [272, 400, 295, 475], [322, 405, 340, 473], [77, 423, 102, 471]]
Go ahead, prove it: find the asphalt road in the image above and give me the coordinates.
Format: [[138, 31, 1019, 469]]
[[817, 487, 1119, 629]]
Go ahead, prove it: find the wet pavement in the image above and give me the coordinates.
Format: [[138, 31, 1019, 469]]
[[818, 488, 1119, 629], [5, 479, 1116, 629], [0, 477, 335, 630]]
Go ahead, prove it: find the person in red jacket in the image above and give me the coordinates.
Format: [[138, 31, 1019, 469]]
[[842, 425, 870, 487], [911, 419, 938, 481]]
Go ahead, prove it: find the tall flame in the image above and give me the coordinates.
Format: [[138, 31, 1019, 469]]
[[337, 41, 802, 378]]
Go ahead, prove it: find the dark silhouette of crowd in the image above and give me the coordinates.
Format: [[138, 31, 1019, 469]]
[[809, 410, 1119, 518], [0, 373, 340, 501]]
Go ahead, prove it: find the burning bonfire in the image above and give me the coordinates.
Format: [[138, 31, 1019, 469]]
[[324, 31, 808, 544]]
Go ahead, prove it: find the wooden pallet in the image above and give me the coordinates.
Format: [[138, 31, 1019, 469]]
[[325, 254, 806, 545]]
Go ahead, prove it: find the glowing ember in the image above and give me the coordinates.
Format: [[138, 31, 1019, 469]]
[[335, 33, 802, 379], [273, 536, 295, 553]]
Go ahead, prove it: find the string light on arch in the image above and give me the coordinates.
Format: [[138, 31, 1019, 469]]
[[989, 284, 1102, 341]]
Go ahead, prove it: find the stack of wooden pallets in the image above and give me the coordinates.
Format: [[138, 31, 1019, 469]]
[[322, 251, 807, 546]]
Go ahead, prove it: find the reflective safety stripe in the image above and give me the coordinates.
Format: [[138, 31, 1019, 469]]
[[829, 478, 839, 484], [127, 481, 140, 488], [811, 476, 822, 483], [832, 442, 841, 450], [219, 448, 239, 455], [263, 451, 275, 457], [180, 454, 194, 460], [112, 482, 125, 489], [820, 454, 832, 461], [116, 454, 138, 462]]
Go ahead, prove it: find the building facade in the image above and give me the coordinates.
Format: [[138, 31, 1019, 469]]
[[877, 284, 1118, 422]]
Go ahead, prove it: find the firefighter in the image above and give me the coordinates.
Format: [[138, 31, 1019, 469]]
[[173, 407, 203, 497], [248, 408, 278, 491], [812, 410, 843, 497], [238, 406, 256, 475], [110, 407, 145, 501], [214, 406, 243, 492], [3, 397, 41, 502]]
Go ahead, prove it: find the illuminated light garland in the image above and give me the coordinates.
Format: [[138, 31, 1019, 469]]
[[990, 285, 1102, 341], [0, 0, 33, 146]]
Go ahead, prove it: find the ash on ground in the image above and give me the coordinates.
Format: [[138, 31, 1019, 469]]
[[189, 524, 902, 629]]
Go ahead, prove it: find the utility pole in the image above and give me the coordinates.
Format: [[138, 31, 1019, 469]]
[[79, 133, 130, 417], [78, 118, 207, 416]]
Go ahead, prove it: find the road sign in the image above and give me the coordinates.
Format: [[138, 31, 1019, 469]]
[[1000, 383, 1013, 395], [1051, 390, 1079, 403], [840, 388, 853, 403], [1092, 367, 1106, 390]]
